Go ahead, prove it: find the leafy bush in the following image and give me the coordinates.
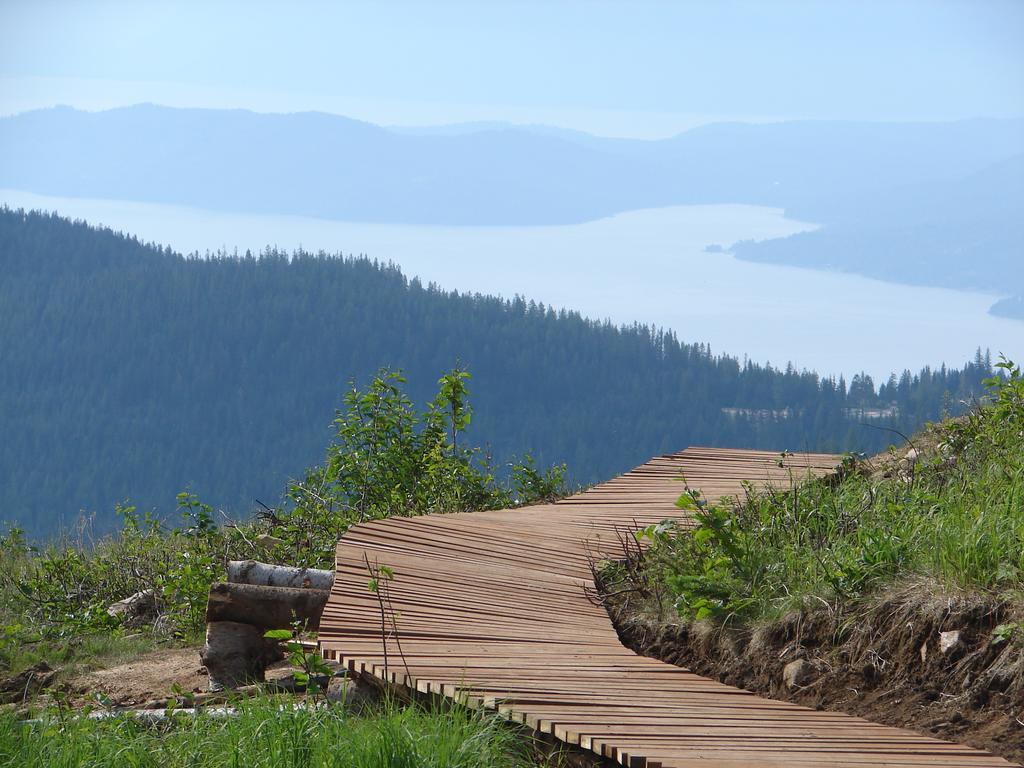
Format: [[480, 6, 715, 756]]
[[267, 367, 568, 568], [622, 358, 1024, 622], [0, 368, 569, 674]]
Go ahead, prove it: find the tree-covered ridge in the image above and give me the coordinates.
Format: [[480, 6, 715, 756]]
[[0, 208, 996, 535]]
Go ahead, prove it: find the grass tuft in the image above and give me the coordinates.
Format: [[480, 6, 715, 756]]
[[0, 698, 536, 768], [610, 357, 1024, 623]]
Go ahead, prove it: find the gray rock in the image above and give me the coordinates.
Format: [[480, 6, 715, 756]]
[[106, 589, 157, 626], [0, 661, 56, 704], [255, 534, 286, 551], [939, 630, 962, 656], [782, 658, 813, 689], [328, 676, 381, 711]]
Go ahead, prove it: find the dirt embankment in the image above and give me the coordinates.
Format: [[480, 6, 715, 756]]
[[608, 585, 1024, 765], [69, 648, 209, 706]]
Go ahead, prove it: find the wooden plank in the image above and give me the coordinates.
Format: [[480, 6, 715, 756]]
[[317, 447, 1014, 767]]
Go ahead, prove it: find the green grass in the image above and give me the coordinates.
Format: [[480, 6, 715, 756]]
[[1, 630, 174, 685], [0, 698, 544, 768], [614, 358, 1024, 623], [0, 524, 205, 680]]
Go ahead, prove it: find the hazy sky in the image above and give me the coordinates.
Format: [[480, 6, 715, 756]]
[[2, 0, 1022, 137]]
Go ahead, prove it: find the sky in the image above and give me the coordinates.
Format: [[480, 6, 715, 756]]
[[2, 0, 1023, 138]]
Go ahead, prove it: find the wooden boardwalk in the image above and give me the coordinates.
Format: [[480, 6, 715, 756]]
[[318, 447, 1013, 767]]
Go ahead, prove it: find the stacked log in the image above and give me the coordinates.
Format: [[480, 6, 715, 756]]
[[201, 560, 335, 690], [200, 622, 283, 690], [206, 582, 330, 631], [226, 560, 334, 591]]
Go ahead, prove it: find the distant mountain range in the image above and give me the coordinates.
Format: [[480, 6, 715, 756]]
[[1, 105, 1021, 314], [731, 153, 1024, 308], [1, 106, 1020, 223]]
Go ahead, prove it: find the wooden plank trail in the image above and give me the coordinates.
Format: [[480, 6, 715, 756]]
[[318, 447, 1013, 767]]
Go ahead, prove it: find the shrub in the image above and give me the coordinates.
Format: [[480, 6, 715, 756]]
[[623, 358, 1024, 622], [0, 367, 569, 674]]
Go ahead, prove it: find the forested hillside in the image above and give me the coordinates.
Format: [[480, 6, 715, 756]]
[[0, 208, 996, 534]]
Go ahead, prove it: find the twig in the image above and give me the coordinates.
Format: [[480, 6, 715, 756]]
[[380, 574, 413, 687], [21, 670, 35, 706], [363, 553, 389, 681], [857, 422, 918, 457]]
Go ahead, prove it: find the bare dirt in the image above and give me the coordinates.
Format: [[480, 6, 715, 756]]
[[65, 646, 304, 708], [608, 584, 1024, 766], [68, 648, 209, 706]]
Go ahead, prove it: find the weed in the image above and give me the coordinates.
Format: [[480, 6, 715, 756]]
[[618, 358, 1024, 622]]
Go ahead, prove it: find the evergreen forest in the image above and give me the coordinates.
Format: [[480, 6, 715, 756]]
[[0, 208, 997, 535]]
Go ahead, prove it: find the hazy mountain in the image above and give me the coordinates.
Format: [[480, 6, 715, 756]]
[[0, 208, 994, 535], [3, 105, 1020, 318], [0, 105, 655, 225], [389, 121, 629, 150], [992, 295, 1024, 320], [1, 105, 1021, 226], [732, 154, 1024, 304]]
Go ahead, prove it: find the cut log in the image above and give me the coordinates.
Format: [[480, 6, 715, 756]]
[[200, 621, 284, 691], [227, 560, 334, 591], [106, 589, 158, 627], [205, 582, 329, 631]]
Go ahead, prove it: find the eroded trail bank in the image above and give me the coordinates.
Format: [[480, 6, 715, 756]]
[[607, 586, 1024, 765]]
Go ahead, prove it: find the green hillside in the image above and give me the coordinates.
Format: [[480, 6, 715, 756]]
[[0, 208, 995, 534]]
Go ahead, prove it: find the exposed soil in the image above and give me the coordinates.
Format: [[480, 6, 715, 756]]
[[607, 585, 1024, 765], [68, 647, 209, 706], [63, 647, 611, 766], [0, 662, 57, 704], [65, 647, 311, 708]]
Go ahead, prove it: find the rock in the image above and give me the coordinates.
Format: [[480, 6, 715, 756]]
[[0, 662, 56, 704], [904, 448, 919, 463], [328, 676, 381, 710], [782, 659, 813, 690], [328, 677, 354, 703], [260, 674, 320, 693], [255, 534, 286, 551], [939, 630, 962, 656], [106, 589, 157, 626]]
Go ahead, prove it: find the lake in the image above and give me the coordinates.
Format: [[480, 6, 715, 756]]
[[2, 188, 1019, 381]]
